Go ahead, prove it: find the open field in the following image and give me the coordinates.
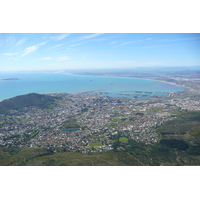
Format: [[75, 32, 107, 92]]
[[89, 142, 103, 148], [119, 137, 128, 142]]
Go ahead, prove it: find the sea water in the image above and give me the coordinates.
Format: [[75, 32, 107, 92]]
[[0, 72, 184, 101]]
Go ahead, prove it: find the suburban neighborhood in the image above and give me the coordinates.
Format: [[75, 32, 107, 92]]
[[1, 73, 200, 154]]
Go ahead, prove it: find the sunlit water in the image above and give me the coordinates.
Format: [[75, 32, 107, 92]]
[[0, 72, 184, 101]]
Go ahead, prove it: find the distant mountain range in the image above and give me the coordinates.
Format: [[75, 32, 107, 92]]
[[0, 93, 59, 114]]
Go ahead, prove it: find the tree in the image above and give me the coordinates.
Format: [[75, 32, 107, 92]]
[[112, 140, 121, 151]]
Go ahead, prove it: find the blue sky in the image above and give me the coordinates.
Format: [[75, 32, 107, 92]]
[[0, 33, 200, 72]]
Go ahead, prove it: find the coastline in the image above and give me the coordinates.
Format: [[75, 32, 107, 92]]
[[0, 72, 184, 101], [60, 72, 184, 91]]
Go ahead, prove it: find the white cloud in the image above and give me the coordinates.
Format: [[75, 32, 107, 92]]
[[121, 41, 135, 45], [3, 52, 19, 56], [67, 34, 105, 47], [121, 38, 153, 46], [109, 41, 118, 45], [6, 36, 15, 45], [70, 43, 84, 47], [47, 44, 64, 50], [21, 46, 38, 57], [39, 57, 52, 60], [121, 40, 144, 45], [156, 37, 200, 43], [58, 56, 70, 61], [21, 41, 48, 57], [38, 41, 48, 46], [79, 33, 104, 40], [51, 34, 70, 40], [93, 37, 109, 42], [14, 38, 26, 47], [142, 44, 174, 49]]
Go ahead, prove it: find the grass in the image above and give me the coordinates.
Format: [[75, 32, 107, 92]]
[[30, 132, 37, 138], [0, 147, 51, 166], [189, 129, 200, 142], [14, 118, 21, 121], [123, 120, 131, 124], [1, 141, 200, 166], [25, 151, 145, 166], [111, 118, 121, 122], [13, 118, 29, 122], [148, 107, 164, 112], [190, 130, 200, 136], [89, 134, 105, 138], [61, 119, 80, 129], [89, 142, 103, 148], [119, 137, 128, 142], [90, 135, 97, 138], [108, 124, 117, 128], [0, 121, 5, 125]]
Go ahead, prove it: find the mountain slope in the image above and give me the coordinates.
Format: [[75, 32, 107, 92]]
[[0, 93, 59, 114]]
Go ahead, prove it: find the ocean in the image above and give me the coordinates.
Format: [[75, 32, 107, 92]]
[[0, 72, 184, 101]]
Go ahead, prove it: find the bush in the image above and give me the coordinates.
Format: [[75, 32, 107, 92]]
[[187, 146, 200, 155], [160, 139, 189, 150]]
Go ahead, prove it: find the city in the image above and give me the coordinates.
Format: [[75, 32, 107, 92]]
[[1, 73, 200, 155]]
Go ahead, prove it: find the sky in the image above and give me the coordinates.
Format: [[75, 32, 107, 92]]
[[0, 33, 200, 72]]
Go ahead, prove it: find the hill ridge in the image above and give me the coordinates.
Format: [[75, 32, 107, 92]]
[[0, 93, 58, 114]]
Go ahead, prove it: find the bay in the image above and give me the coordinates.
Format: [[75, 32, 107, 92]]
[[0, 72, 184, 101]]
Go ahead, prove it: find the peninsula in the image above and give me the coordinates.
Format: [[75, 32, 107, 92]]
[[0, 78, 21, 81]]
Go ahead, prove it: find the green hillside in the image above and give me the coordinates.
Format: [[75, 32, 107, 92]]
[[0, 93, 59, 114], [158, 111, 200, 135], [0, 137, 200, 166]]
